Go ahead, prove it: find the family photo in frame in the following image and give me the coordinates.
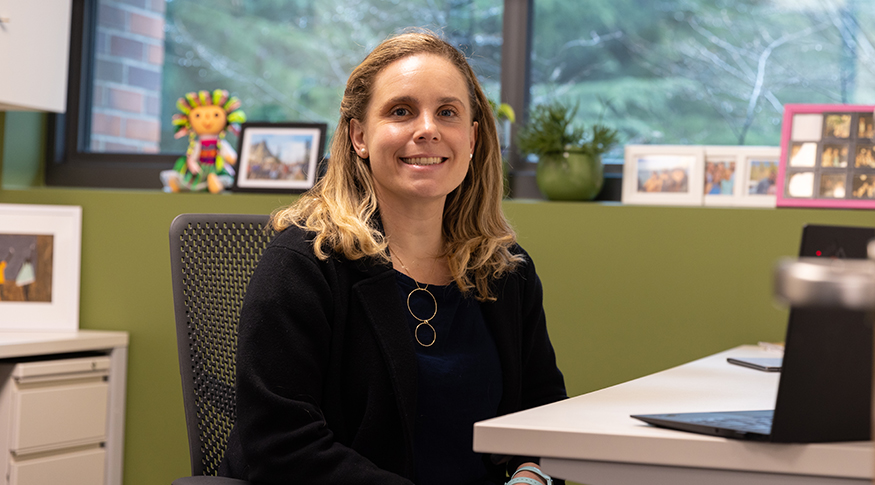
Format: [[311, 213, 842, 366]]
[[233, 122, 328, 193], [622, 145, 704, 206]]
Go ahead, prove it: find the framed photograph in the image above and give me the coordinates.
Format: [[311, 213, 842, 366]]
[[737, 146, 780, 207], [703, 146, 780, 207], [622, 145, 705, 205], [233, 122, 328, 193], [702, 146, 742, 207], [776, 104, 875, 209], [0, 204, 82, 331]]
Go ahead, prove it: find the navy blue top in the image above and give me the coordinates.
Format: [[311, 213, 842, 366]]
[[395, 271, 504, 485]]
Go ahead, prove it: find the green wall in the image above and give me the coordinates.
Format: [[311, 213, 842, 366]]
[[0, 187, 872, 483], [0, 112, 47, 188]]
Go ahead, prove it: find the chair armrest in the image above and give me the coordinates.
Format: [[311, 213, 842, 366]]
[[172, 477, 251, 485]]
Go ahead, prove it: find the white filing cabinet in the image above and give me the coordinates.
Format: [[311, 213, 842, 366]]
[[0, 356, 110, 485], [0, 332, 128, 485]]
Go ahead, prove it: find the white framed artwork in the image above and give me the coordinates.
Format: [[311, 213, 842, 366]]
[[0, 204, 82, 331]]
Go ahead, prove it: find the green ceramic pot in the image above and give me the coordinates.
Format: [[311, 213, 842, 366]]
[[535, 149, 604, 201]]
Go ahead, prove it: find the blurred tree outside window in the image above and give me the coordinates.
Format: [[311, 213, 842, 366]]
[[531, 0, 874, 162]]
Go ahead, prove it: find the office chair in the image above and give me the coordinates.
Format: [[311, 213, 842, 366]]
[[169, 213, 275, 485]]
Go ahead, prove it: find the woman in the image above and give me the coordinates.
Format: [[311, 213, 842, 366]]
[[221, 31, 566, 485]]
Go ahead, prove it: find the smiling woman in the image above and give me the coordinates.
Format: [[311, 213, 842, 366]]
[[272, 31, 511, 299], [220, 31, 567, 485]]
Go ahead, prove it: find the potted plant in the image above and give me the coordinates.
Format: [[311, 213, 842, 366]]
[[517, 101, 619, 201]]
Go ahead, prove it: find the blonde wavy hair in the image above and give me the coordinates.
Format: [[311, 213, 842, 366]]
[[272, 30, 522, 301]]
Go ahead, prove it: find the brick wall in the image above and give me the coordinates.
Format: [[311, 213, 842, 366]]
[[91, 0, 165, 152]]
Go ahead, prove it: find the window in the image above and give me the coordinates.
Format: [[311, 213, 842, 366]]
[[531, 0, 875, 160], [48, 0, 504, 189], [54, 0, 866, 194]]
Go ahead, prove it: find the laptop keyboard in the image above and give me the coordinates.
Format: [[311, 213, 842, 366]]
[[681, 412, 773, 434]]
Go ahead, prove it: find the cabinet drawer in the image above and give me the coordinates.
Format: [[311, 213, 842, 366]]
[[9, 447, 105, 485], [11, 381, 108, 454]]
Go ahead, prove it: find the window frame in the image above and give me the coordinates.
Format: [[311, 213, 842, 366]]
[[47, 0, 216, 189]]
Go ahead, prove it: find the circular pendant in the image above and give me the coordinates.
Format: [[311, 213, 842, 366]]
[[407, 287, 437, 321], [415, 321, 436, 347]]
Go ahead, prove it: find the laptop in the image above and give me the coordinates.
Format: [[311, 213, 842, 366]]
[[631, 224, 874, 443]]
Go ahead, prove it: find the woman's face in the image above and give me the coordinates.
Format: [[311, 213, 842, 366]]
[[350, 53, 478, 208]]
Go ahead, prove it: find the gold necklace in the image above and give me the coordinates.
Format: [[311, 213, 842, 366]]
[[392, 249, 438, 347]]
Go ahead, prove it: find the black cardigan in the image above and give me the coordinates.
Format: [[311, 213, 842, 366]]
[[221, 225, 567, 484]]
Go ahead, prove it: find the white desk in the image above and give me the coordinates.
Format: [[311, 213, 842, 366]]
[[0, 330, 128, 485], [474, 346, 872, 485]]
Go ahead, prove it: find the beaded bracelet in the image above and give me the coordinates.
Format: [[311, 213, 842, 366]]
[[506, 465, 552, 485]]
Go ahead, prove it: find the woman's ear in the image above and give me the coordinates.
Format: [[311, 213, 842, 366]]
[[470, 120, 478, 155], [349, 119, 368, 158]]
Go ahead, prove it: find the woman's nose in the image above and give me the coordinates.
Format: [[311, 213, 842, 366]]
[[414, 113, 440, 141]]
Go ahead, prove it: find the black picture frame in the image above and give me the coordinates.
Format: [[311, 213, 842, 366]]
[[231, 122, 328, 193]]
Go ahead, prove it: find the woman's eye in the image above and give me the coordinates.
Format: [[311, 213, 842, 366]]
[[392, 108, 409, 116], [439, 108, 457, 117]]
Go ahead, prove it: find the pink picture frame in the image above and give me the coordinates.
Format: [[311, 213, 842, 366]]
[[777, 104, 875, 209]]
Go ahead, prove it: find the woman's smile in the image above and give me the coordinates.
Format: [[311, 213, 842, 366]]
[[400, 156, 447, 166]]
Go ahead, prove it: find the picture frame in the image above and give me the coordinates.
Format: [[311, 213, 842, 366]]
[[702, 145, 742, 207], [703, 145, 780, 207], [232, 122, 328, 193], [622, 145, 705, 205], [776, 104, 875, 209], [736, 146, 781, 207], [0, 204, 82, 332]]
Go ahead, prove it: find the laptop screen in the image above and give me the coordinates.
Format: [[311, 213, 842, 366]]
[[769, 224, 874, 443]]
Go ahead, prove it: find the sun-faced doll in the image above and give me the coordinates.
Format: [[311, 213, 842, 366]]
[[160, 89, 246, 193]]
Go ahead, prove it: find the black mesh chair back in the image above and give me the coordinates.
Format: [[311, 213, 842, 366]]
[[169, 214, 274, 477]]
